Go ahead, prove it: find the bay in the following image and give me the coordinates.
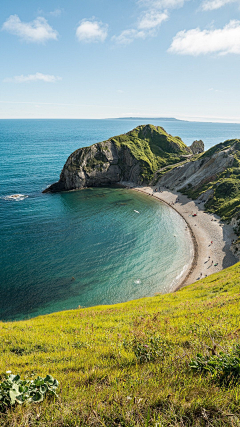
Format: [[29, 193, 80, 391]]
[[0, 118, 239, 321]]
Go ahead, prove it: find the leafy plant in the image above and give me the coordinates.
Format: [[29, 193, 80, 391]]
[[0, 374, 59, 412], [189, 345, 240, 386], [123, 335, 171, 363]]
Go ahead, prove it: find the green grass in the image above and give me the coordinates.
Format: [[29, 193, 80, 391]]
[[105, 124, 191, 182], [201, 139, 240, 159], [59, 124, 193, 186], [1, 263, 240, 426]]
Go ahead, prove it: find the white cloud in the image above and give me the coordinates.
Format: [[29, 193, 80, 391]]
[[138, 0, 186, 9], [208, 87, 223, 92], [138, 10, 168, 29], [113, 10, 168, 43], [76, 19, 108, 42], [112, 0, 176, 45], [112, 29, 146, 44], [49, 9, 63, 17], [4, 73, 62, 83], [201, 0, 237, 10], [2, 15, 58, 43], [168, 20, 240, 55]]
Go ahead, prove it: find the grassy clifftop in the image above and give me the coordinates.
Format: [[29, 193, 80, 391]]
[[1, 262, 240, 426], [107, 124, 191, 182], [45, 125, 192, 192]]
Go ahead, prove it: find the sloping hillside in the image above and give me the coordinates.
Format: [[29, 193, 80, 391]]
[[1, 262, 240, 426], [157, 138, 240, 253]]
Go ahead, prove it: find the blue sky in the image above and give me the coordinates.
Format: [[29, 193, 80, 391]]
[[1, 0, 240, 121]]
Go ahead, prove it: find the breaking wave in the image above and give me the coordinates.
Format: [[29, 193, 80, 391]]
[[3, 194, 28, 201]]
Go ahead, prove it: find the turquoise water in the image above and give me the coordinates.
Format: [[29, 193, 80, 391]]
[[1, 119, 240, 321]]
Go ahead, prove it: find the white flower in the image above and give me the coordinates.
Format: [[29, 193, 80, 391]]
[[6, 370, 11, 374]]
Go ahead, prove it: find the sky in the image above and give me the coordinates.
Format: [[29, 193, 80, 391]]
[[1, 0, 240, 121]]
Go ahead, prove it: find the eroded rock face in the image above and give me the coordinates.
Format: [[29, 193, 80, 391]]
[[231, 240, 240, 258], [230, 215, 240, 257], [190, 140, 204, 154], [44, 124, 192, 193], [44, 140, 142, 192], [158, 146, 235, 191]]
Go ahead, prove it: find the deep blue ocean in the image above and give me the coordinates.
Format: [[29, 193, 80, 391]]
[[1, 118, 240, 321]]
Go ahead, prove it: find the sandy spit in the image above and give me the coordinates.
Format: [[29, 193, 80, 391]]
[[121, 182, 238, 292]]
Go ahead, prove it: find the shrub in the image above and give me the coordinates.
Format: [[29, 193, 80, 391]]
[[123, 335, 171, 363], [189, 345, 240, 386]]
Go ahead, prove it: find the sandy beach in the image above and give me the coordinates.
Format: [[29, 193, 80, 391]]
[[122, 182, 238, 291]]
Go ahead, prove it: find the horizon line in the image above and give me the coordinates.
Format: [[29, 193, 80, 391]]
[[0, 116, 240, 124]]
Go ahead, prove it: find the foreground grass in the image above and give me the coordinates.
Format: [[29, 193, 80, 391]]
[[1, 263, 240, 426]]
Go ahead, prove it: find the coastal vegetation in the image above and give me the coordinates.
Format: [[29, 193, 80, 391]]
[[180, 139, 240, 234], [48, 124, 240, 246], [0, 374, 58, 410], [109, 125, 191, 182], [1, 262, 240, 426], [45, 125, 194, 192]]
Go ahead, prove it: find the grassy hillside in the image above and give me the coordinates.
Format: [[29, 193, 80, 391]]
[[108, 124, 191, 182], [1, 263, 240, 426], [181, 139, 240, 229]]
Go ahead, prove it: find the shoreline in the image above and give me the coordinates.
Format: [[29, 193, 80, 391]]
[[121, 181, 238, 292]]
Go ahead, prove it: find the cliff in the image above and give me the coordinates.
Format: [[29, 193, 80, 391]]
[[158, 138, 240, 255], [43, 125, 240, 252], [43, 124, 192, 192], [189, 139, 204, 154], [158, 141, 236, 192]]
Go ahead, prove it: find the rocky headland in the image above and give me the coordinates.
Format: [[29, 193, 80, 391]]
[[44, 124, 240, 257], [43, 125, 194, 192]]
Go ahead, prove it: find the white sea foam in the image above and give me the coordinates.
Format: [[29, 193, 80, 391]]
[[3, 194, 28, 201], [169, 263, 189, 291]]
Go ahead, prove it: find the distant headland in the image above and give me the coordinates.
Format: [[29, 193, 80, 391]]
[[114, 117, 185, 121]]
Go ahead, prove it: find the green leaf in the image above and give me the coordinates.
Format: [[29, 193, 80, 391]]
[[31, 391, 44, 403], [9, 390, 19, 405]]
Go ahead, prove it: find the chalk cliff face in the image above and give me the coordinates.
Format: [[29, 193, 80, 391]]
[[158, 139, 240, 255], [44, 124, 191, 192], [46, 140, 141, 192], [158, 145, 235, 193], [43, 128, 240, 251]]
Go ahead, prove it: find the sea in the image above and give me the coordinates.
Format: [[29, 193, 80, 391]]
[[1, 118, 240, 322]]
